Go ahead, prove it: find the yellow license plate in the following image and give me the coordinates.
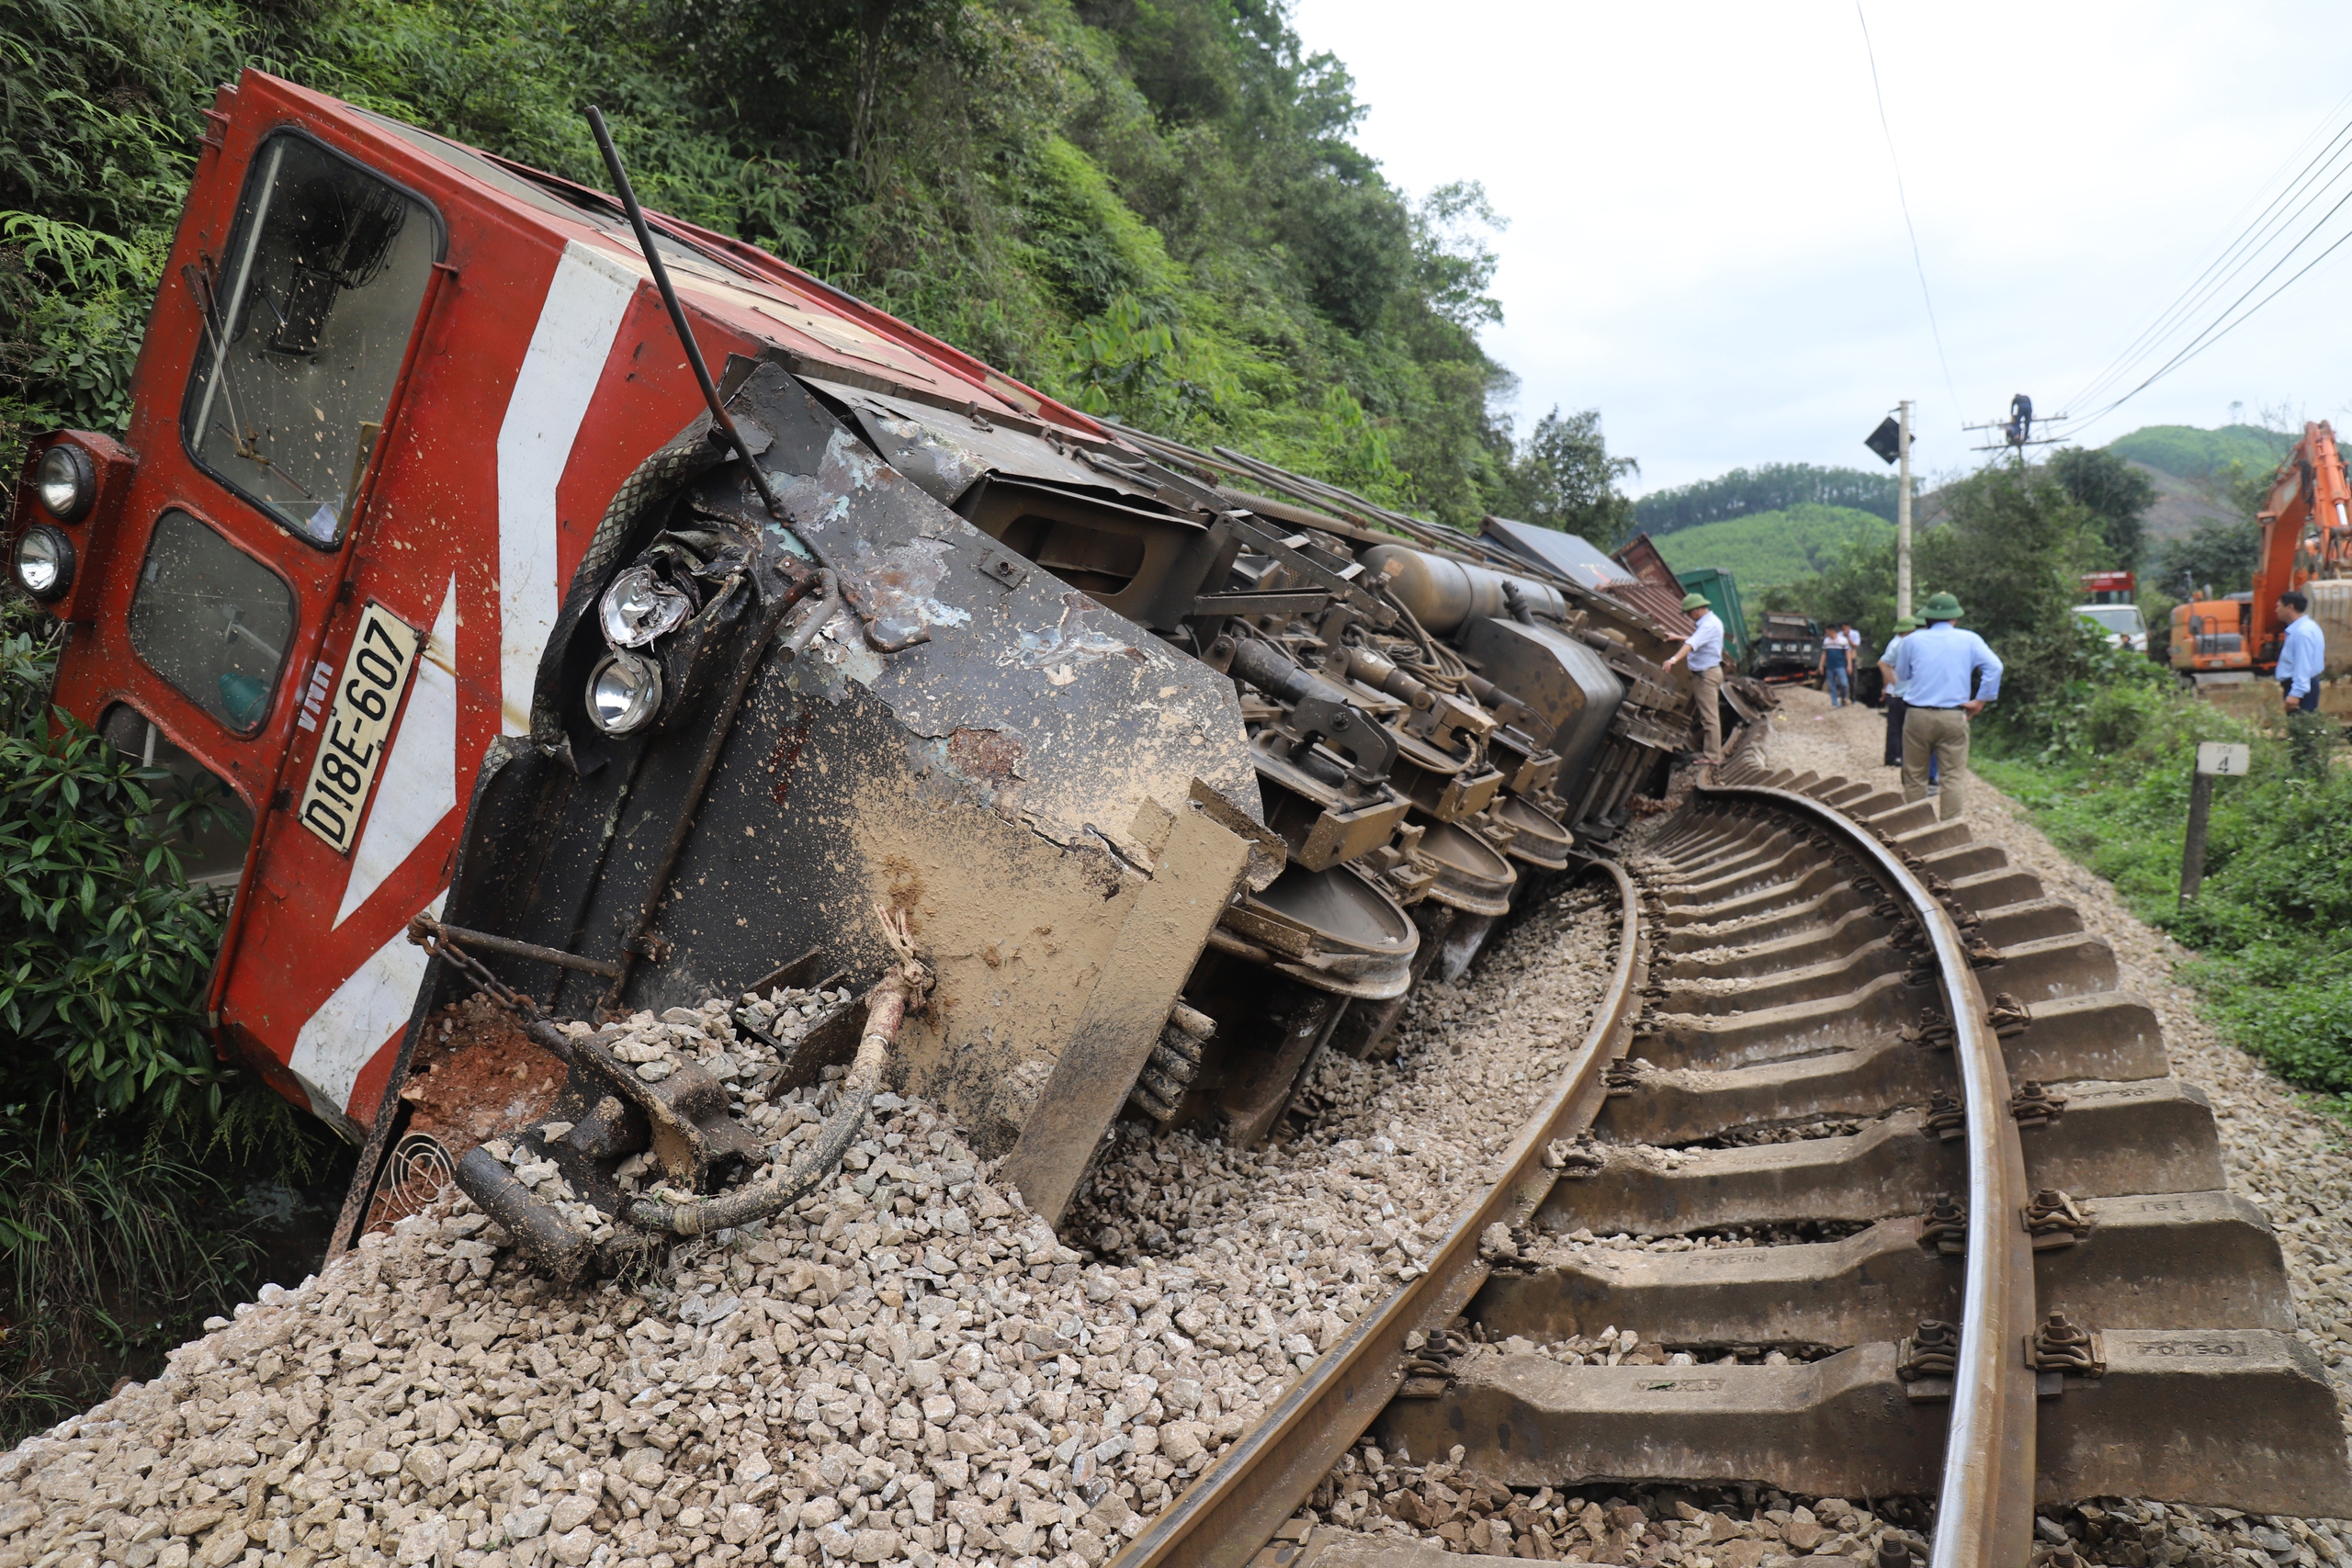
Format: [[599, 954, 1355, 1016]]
[[298, 602, 422, 853]]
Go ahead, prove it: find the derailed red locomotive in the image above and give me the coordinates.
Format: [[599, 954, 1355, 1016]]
[[9, 72, 1749, 1268]]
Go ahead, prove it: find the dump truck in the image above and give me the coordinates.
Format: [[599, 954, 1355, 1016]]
[[6, 72, 1732, 1275], [1749, 612, 1824, 684]]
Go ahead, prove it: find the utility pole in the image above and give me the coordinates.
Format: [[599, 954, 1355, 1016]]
[[1895, 398, 1913, 621]]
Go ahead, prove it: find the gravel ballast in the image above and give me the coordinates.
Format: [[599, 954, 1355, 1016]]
[[0, 881, 1619, 1568], [1278, 692, 2352, 1561], [1758, 687, 2352, 1405], [1753, 687, 2352, 1554]]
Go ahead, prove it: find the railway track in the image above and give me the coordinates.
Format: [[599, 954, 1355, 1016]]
[[1116, 739, 2352, 1568]]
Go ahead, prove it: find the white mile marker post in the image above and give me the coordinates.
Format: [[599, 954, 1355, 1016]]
[[2180, 741, 2250, 907]]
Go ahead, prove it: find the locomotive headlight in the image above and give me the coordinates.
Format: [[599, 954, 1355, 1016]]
[[35, 444, 95, 522], [13, 525, 75, 602], [586, 650, 662, 735], [600, 564, 690, 648]]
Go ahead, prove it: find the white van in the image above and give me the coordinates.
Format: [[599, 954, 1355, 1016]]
[[2074, 603, 2148, 653]]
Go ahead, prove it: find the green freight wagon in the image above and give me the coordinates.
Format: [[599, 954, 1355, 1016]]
[[1674, 566, 1751, 667]]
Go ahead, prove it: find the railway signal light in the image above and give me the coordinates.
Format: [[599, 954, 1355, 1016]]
[[1865, 416, 1901, 466]]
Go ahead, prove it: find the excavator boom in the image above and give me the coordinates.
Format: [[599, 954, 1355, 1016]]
[[2172, 420, 2352, 685], [2252, 421, 2352, 666]]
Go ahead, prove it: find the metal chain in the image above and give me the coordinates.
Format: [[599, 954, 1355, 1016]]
[[404, 915, 543, 1025]]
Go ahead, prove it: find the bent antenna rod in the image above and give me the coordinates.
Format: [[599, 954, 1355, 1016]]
[[584, 106, 786, 519]]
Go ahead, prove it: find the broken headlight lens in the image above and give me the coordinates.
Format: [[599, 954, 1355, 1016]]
[[14, 525, 75, 602], [586, 650, 662, 735], [599, 564, 692, 649], [36, 444, 95, 522]]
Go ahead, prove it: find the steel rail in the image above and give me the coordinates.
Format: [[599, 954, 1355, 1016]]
[[1702, 783, 2037, 1567], [1110, 855, 1644, 1568]]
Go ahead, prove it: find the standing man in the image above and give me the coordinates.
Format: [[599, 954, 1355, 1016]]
[[1878, 615, 1918, 767], [1893, 592, 2003, 820], [1822, 621, 1852, 707], [1664, 591, 1726, 764], [2277, 589, 2328, 776]]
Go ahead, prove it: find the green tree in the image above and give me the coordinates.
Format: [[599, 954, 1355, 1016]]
[[1750, 526, 1905, 666], [2049, 446, 2157, 570], [1492, 406, 1639, 546], [2150, 516, 2261, 601], [1915, 463, 2104, 717]]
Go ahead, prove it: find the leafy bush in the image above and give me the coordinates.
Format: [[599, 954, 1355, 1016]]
[[1487, 406, 1638, 546], [1977, 671, 2352, 1106], [2049, 445, 2155, 570], [0, 606, 340, 1436], [0, 625, 232, 1123]]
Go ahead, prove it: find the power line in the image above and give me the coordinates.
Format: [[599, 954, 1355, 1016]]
[[2066, 90, 2352, 417], [1854, 2, 1962, 422], [2071, 210, 2352, 436]]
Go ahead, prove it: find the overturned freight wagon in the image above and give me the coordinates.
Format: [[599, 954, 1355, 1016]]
[[6, 72, 1737, 1272]]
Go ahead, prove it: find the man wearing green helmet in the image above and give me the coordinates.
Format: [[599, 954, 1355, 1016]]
[[1663, 590, 1726, 763], [1890, 592, 2002, 818]]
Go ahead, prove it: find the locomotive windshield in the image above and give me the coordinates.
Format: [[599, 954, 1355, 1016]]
[[129, 510, 297, 733], [181, 132, 441, 547]]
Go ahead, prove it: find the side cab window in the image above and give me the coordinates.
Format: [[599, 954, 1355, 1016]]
[[97, 705, 257, 889]]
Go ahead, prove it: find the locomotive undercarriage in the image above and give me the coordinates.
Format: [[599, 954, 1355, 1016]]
[[366, 355, 1728, 1272]]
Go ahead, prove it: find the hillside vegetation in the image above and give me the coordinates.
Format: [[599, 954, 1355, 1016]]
[[0, 0, 1637, 538], [1650, 504, 1892, 588], [1633, 462, 1897, 536], [0, 0, 1645, 1435], [2106, 423, 2290, 481]]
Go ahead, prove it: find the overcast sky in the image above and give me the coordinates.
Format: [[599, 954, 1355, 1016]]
[[1288, 0, 2352, 492]]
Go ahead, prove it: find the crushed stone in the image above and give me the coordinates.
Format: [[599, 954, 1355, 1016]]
[[0, 878, 1620, 1568]]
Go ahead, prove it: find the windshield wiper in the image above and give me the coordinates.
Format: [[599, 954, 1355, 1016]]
[[182, 261, 312, 499]]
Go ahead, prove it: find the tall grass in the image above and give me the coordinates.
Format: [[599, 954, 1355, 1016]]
[[1976, 674, 2352, 1106], [0, 604, 345, 1438], [0, 1111, 257, 1441]]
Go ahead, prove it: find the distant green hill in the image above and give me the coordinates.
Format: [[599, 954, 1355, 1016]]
[[1650, 504, 1892, 588], [1632, 463, 1897, 535], [2106, 423, 2290, 481]]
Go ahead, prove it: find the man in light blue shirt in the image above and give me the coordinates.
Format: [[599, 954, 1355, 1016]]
[[2276, 590, 2327, 774], [1891, 592, 2003, 819], [1664, 592, 1726, 762], [1877, 615, 1917, 768]]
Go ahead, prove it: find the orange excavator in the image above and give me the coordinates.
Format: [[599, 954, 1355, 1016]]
[[2168, 420, 2352, 685]]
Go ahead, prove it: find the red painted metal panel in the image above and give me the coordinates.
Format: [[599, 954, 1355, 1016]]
[[29, 67, 1180, 1130]]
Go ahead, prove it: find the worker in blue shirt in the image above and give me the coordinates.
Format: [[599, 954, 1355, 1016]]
[[2276, 589, 2328, 775], [1664, 592, 1727, 763], [1891, 592, 2002, 819], [1877, 615, 1918, 768]]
